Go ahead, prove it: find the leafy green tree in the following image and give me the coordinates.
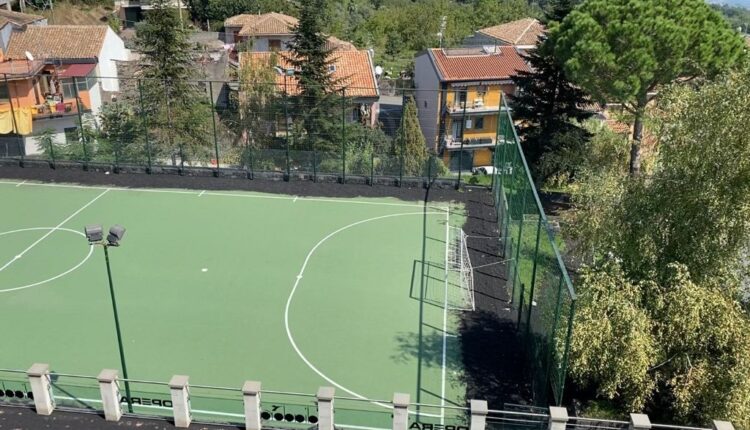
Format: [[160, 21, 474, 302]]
[[565, 69, 750, 425], [510, 0, 591, 182], [97, 102, 142, 164], [471, 0, 541, 29], [135, 0, 214, 165], [554, 0, 746, 176], [394, 96, 428, 176]]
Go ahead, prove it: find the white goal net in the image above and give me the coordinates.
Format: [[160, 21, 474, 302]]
[[447, 226, 475, 311]]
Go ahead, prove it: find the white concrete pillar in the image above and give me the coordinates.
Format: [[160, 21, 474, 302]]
[[392, 393, 410, 430], [470, 400, 488, 430], [97, 369, 122, 421], [169, 375, 191, 428], [243, 381, 262, 430], [712, 421, 735, 430], [26, 363, 55, 415], [629, 414, 651, 430], [548, 406, 568, 430], [317, 386, 335, 430]]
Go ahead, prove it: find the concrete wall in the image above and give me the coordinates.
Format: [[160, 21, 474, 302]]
[[23, 115, 80, 155], [413, 52, 441, 151], [98, 28, 129, 92]]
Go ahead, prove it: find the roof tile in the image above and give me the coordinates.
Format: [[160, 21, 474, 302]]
[[239, 50, 378, 98], [428, 46, 529, 81], [477, 18, 546, 46], [6, 25, 107, 60]]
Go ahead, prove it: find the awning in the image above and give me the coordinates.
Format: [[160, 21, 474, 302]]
[[57, 63, 96, 78]]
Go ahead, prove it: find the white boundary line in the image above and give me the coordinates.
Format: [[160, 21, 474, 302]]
[[0, 188, 109, 273], [284, 211, 443, 418], [440, 208, 449, 423], [0, 227, 95, 293], [15, 180, 26, 187], [0, 180, 447, 210]]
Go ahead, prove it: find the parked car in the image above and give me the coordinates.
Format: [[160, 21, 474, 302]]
[[472, 166, 497, 175]]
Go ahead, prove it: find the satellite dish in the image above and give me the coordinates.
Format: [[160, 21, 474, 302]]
[[374, 65, 383, 77], [25, 51, 34, 62]]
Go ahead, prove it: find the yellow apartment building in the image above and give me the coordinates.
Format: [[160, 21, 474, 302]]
[[413, 46, 529, 170]]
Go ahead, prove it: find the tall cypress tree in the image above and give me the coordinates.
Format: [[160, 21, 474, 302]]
[[395, 96, 428, 176], [287, 0, 340, 152], [510, 0, 592, 181]]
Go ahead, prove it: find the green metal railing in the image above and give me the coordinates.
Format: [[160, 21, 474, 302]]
[[493, 94, 577, 406]]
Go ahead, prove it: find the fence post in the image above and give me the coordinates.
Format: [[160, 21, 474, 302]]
[[370, 147, 375, 186], [341, 87, 346, 184], [169, 375, 191, 428], [208, 81, 220, 176], [316, 386, 335, 430], [457, 89, 468, 189], [525, 217, 543, 331], [27, 363, 55, 415], [629, 414, 651, 430], [47, 135, 56, 168], [517, 283, 525, 330], [72, 76, 89, 170], [243, 381, 262, 430], [713, 421, 735, 430], [392, 393, 409, 430], [97, 369, 122, 421], [548, 406, 568, 430], [398, 89, 405, 187], [284, 81, 291, 181], [469, 400, 488, 430], [137, 79, 153, 174]]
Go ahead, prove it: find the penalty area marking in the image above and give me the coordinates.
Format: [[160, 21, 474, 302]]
[[285, 211, 445, 418], [0, 227, 94, 293]]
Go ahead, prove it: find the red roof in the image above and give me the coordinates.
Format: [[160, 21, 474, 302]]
[[427, 47, 529, 82], [239, 50, 379, 98], [57, 63, 96, 78]]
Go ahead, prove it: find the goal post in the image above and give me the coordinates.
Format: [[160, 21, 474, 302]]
[[446, 226, 475, 311]]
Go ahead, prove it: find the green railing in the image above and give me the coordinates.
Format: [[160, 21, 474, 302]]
[[492, 94, 577, 406]]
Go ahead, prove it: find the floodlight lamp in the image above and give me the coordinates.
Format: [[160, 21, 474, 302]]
[[85, 225, 103, 243], [107, 225, 126, 246]]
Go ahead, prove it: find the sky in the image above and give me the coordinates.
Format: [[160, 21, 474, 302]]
[[707, 0, 750, 7]]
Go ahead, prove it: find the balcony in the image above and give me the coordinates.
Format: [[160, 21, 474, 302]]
[[443, 135, 496, 150], [31, 100, 88, 121], [445, 99, 501, 115]]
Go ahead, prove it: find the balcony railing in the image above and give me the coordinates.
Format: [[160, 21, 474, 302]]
[[31, 101, 88, 120], [446, 100, 500, 114], [443, 135, 496, 149]]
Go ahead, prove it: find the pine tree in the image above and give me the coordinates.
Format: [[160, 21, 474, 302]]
[[510, 0, 592, 182], [134, 0, 213, 165], [287, 0, 341, 152], [395, 96, 428, 176]]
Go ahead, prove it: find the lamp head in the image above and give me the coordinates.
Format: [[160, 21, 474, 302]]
[[84, 224, 103, 243], [107, 225, 126, 246]]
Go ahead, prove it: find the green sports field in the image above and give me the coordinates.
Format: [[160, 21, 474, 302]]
[[0, 179, 470, 427]]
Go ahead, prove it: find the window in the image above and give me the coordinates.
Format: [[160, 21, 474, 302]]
[[474, 117, 485, 130], [64, 127, 79, 144], [328, 65, 337, 73], [0, 83, 9, 103], [269, 39, 282, 51]]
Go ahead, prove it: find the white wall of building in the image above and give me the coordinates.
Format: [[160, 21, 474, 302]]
[[413, 52, 442, 151], [97, 28, 129, 92], [23, 116, 81, 155]]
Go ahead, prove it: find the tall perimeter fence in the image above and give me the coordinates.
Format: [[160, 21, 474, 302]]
[[493, 95, 576, 406], [0, 75, 576, 404], [0, 76, 502, 186]]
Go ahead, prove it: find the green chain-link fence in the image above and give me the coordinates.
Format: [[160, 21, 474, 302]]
[[493, 94, 576, 406]]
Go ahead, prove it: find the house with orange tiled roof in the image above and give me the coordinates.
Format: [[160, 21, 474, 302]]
[[239, 49, 380, 127], [465, 18, 546, 51], [0, 24, 128, 157], [224, 12, 356, 65], [414, 46, 529, 170]]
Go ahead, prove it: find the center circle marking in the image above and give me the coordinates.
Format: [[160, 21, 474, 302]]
[[0, 227, 94, 293]]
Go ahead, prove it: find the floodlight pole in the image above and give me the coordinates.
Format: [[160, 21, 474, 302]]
[[101, 243, 133, 414]]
